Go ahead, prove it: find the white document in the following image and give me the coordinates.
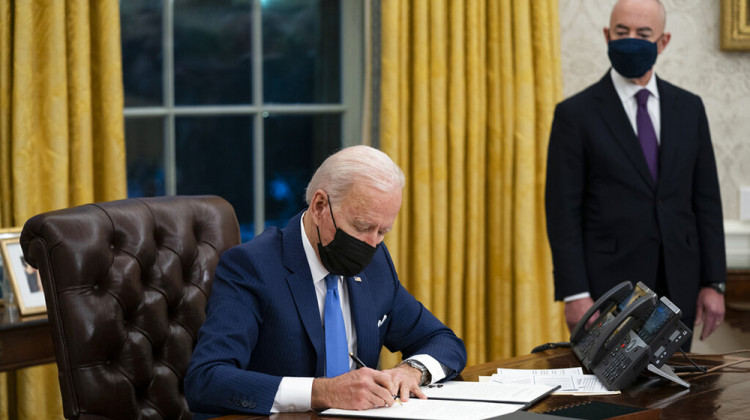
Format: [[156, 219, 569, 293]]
[[320, 398, 525, 420], [496, 367, 583, 377], [556, 375, 620, 395], [490, 367, 619, 395], [420, 381, 557, 405], [490, 373, 577, 391]]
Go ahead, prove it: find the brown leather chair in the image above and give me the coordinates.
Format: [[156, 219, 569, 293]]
[[21, 195, 240, 420]]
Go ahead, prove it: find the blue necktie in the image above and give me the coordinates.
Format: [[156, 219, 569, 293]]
[[324, 274, 349, 377], [636, 89, 659, 181]]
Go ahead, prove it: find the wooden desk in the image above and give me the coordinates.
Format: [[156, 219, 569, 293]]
[[0, 305, 54, 371], [214, 348, 750, 420]]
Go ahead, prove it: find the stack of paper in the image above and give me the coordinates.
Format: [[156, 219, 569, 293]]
[[320, 381, 558, 419], [488, 367, 619, 395]]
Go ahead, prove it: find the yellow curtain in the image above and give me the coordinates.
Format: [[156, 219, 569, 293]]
[[379, 0, 568, 368], [0, 1, 126, 418]]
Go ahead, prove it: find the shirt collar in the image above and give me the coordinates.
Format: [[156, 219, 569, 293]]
[[610, 67, 660, 102], [300, 210, 329, 285]]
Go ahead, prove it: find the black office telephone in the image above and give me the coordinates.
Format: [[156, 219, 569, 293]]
[[569, 281, 692, 390]]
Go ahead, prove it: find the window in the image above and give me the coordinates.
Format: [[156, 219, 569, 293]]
[[120, 0, 363, 241]]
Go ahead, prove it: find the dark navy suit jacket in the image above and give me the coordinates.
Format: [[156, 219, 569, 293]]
[[185, 211, 467, 417], [545, 72, 726, 323]]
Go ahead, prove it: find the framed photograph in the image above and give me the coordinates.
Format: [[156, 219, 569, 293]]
[[721, 0, 750, 51], [0, 228, 22, 305], [0, 237, 46, 315]]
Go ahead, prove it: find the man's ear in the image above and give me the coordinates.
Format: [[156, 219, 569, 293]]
[[603, 26, 611, 43], [657, 32, 671, 54], [308, 189, 328, 225]]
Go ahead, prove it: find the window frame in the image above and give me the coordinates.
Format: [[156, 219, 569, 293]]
[[122, 0, 364, 236]]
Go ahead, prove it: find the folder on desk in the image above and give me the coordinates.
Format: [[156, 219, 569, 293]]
[[542, 401, 661, 420], [421, 381, 559, 408]]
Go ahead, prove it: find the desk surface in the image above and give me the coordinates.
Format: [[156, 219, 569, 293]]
[[0, 305, 54, 371], [214, 348, 750, 420]]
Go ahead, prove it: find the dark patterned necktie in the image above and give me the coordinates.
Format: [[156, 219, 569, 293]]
[[636, 89, 659, 181], [324, 274, 349, 377]]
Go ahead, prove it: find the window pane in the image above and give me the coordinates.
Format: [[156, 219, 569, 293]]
[[125, 117, 165, 197], [264, 114, 341, 228], [175, 116, 254, 239], [174, 0, 253, 105], [121, 0, 163, 107], [262, 0, 341, 104]]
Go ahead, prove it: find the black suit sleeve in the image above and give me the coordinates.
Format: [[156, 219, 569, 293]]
[[545, 102, 591, 300], [692, 98, 726, 286]]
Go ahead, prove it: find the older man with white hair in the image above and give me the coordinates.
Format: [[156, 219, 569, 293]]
[[186, 145, 466, 418]]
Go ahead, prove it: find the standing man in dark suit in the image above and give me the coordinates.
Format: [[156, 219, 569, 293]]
[[185, 145, 466, 417], [545, 0, 725, 344]]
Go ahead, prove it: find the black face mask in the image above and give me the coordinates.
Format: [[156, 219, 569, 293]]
[[316, 195, 377, 277], [607, 37, 659, 79]]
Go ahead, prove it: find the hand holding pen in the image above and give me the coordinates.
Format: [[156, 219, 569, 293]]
[[350, 353, 403, 406]]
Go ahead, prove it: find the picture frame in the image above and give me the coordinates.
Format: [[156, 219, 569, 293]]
[[0, 237, 46, 315], [0, 227, 22, 305], [721, 0, 750, 51]]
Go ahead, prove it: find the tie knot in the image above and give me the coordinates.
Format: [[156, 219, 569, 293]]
[[635, 89, 650, 106], [325, 274, 339, 291]]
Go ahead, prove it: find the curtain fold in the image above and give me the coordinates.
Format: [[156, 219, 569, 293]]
[[379, 0, 568, 368], [0, 1, 126, 418]]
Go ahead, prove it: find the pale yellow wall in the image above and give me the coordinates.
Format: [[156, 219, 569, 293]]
[[559, 0, 750, 220]]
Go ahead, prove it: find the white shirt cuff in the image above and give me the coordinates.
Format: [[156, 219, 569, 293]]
[[270, 377, 314, 413], [407, 354, 446, 384], [563, 292, 591, 303]]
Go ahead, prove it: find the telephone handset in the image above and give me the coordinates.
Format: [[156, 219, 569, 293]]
[[583, 292, 657, 390], [586, 294, 657, 367], [570, 281, 634, 365], [569, 280, 633, 344]]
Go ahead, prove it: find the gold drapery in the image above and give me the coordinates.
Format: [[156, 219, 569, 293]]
[[0, 1, 126, 418], [379, 0, 568, 368]]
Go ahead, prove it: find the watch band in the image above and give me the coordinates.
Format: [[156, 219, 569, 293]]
[[399, 359, 431, 386], [707, 282, 726, 294]]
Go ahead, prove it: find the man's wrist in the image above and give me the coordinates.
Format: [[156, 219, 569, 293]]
[[705, 282, 726, 295], [399, 359, 431, 386], [563, 291, 591, 302], [310, 377, 331, 411]]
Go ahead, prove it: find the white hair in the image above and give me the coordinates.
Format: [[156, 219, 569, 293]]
[[305, 145, 405, 205]]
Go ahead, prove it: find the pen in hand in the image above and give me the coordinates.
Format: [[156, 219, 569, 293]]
[[349, 352, 366, 369], [349, 353, 402, 406]]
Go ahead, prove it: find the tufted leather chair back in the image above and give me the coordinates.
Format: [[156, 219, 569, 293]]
[[20, 195, 240, 420]]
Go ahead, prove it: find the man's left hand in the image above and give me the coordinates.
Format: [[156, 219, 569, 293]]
[[383, 363, 427, 403], [694, 287, 725, 340]]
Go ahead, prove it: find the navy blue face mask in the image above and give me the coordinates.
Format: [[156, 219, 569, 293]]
[[607, 37, 659, 78], [316, 195, 377, 277]]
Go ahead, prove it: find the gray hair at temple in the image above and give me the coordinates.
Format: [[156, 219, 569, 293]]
[[305, 145, 405, 205]]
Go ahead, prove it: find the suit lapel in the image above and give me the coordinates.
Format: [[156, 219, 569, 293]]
[[656, 77, 679, 189], [346, 274, 379, 368], [282, 211, 326, 376], [595, 74, 657, 190]]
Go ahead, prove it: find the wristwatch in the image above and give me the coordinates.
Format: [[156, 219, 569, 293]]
[[400, 359, 431, 386], [706, 282, 726, 294]]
